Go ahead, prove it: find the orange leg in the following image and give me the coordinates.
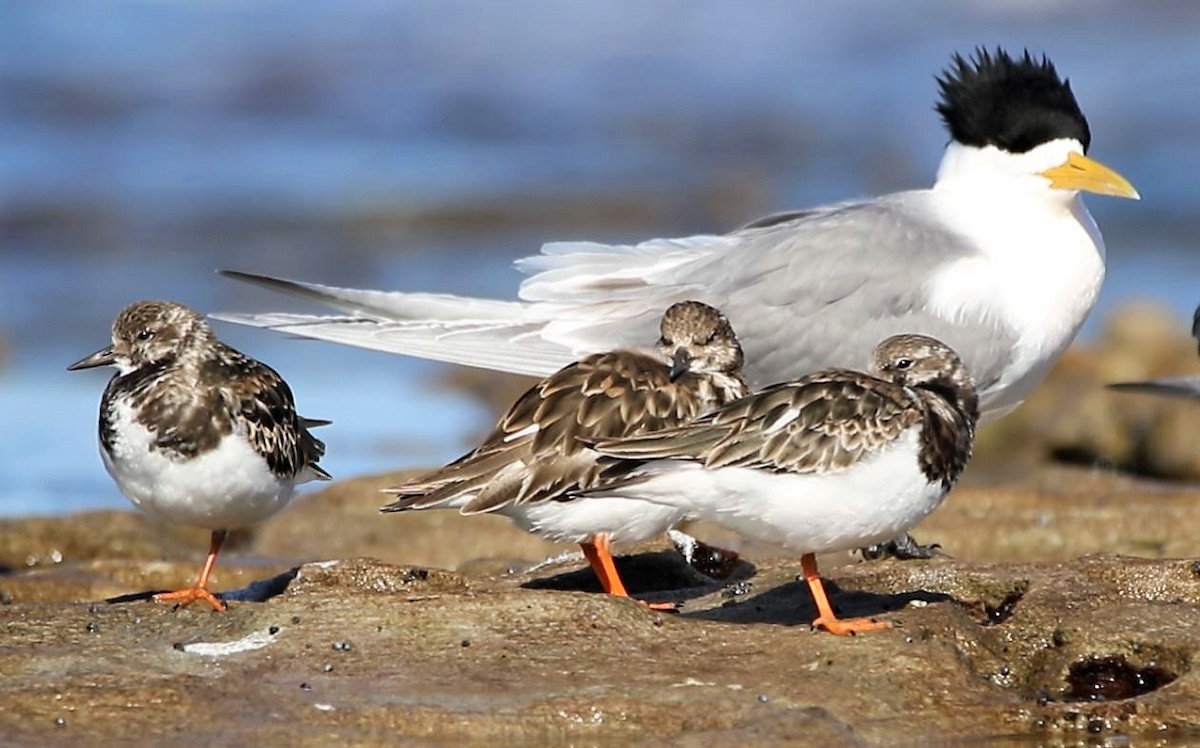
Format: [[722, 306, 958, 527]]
[[154, 530, 228, 612], [801, 553, 890, 636], [580, 536, 676, 611]]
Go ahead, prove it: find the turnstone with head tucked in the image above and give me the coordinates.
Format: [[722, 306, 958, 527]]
[[584, 334, 979, 634], [382, 300, 748, 607], [69, 300, 330, 611]]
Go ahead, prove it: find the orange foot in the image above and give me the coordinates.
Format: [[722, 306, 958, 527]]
[[580, 536, 679, 612], [801, 552, 892, 636], [811, 614, 892, 636], [153, 587, 226, 612]]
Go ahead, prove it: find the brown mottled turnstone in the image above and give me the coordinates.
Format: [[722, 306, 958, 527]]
[[382, 300, 748, 607], [69, 300, 330, 611]]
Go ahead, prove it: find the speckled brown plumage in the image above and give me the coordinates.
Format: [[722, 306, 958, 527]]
[[591, 333, 979, 489], [70, 299, 330, 612], [383, 300, 748, 514], [87, 300, 328, 481]]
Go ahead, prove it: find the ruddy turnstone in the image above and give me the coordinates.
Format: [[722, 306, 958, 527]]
[[584, 334, 980, 635], [214, 49, 1135, 560], [69, 300, 330, 611], [1107, 304, 1200, 400], [382, 300, 748, 607]]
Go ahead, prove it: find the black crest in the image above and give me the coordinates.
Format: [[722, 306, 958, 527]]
[[936, 47, 1090, 154]]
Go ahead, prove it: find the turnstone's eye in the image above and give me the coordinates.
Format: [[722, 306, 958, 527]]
[[136, 329, 154, 341], [657, 337, 669, 347], [894, 358, 913, 370]]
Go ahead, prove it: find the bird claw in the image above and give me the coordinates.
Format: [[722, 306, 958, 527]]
[[153, 587, 227, 612], [859, 533, 946, 561], [811, 615, 893, 636]]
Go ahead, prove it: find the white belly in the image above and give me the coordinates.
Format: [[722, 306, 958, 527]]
[[429, 489, 684, 546], [599, 429, 946, 555], [504, 497, 685, 546], [102, 400, 295, 529]]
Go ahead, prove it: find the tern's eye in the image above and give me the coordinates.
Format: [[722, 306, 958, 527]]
[[136, 328, 154, 342], [657, 337, 669, 347]]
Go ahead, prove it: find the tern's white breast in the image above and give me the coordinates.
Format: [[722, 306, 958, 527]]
[[102, 398, 295, 529], [924, 173, 1105, 413]]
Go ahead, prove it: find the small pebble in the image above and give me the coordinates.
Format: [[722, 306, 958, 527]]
[[332, 641, 351, 652], [172, 642, 185, 652], [460, 640, 470, 648], [322, 663, 334, 673], [291, 616, 301, 625], [299, 683, 311, 691], [85, 622, 99, 634], [757, 695, 769, 704], [54, 717, 66, 728], [88, 604, 100, 614], [1087, 718, 1105, 734], [268, 625, 280, 636]]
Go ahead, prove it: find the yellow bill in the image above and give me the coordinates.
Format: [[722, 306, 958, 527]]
[[1041, 151, 1140, 199]]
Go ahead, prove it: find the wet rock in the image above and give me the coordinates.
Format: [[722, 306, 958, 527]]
[[6, 410, 1200, 743], [3, 550, 1200, 744], [0, 511, 206, 571]]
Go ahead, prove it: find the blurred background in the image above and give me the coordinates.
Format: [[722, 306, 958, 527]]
[[2, 1, 1198, 518]]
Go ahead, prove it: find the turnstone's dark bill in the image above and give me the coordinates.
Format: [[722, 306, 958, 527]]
[[69, 300, 331, 611], [585, 334, 980, 635], [382, 301, 748, 608], [1107, 303, 1200, 401]]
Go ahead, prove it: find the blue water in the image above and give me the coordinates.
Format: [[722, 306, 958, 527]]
[[3, 1, 1199, 517]]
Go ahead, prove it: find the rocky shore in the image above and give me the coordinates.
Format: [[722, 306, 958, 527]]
[[3, 461, 1200, 746]]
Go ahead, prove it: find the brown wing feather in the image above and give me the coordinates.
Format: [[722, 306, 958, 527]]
[[591, 369, 922, 475], [208, 344, 329, 481], [383, 349, 717, 513]]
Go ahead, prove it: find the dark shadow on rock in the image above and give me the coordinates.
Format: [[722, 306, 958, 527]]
[[103, 567, 300, 607], [522, 549, 756, 605], [222, 567, 300, 603], [104, 589, 161, 605], [687, 577, 955, 627]]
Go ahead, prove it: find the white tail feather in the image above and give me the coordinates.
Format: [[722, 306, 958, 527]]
[[216, 237, 729, 376], [209, 311, 576, 377]]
